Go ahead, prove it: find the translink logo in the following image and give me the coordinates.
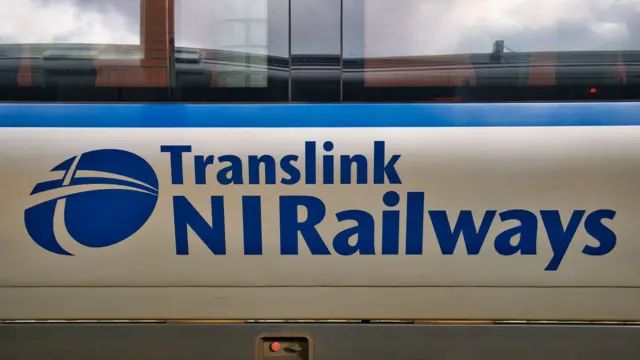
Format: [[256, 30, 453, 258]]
[[24, 149, 159, 256], [24, 142, 617, 271]]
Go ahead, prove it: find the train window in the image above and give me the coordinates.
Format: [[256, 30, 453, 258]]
[[173, 0, 290, 102], [0, 0, 175, 102], [290, 0, 342, 102], [0, 0, 290, 103], [0, 0, 140, 46], [343, 0, 640, 102]]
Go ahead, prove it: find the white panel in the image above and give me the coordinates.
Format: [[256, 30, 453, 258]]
[[0, 126, 638, 319]]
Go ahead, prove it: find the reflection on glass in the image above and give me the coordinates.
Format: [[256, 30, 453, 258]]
[[0, 0, 147, 93], [363, 0, 640, 57], [175, 0, 269, 88], [0, 0, 140, 45], [352, 0, 640, 89]]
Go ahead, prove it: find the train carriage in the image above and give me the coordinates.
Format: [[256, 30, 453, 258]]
[[1, 1, 640, 359]]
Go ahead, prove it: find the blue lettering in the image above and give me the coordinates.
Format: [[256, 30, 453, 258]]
[[494, 210, 538, 256], [217, 155, 244, 185], [382, 191, 401, 255], [279, 196, 331, 255], [173, 196, 226, 255], [160, 143, 620, 270], [242, 196, 263, 255], [161, 145, 191, 185], [280, 155, 301, 185], [305, 141, 317, 185], [168, 141, 404, 186], [540, 210, 585, 271], [430, 210, 497, 255], [194, 155, 214, 185], [322, 141, 335, 185], [373, 141, 402, 184], [333, 210, 375, 255], [405, 192, 425, 255], [340, 154, 368, 184], [583, 209, 617, 256], [248, 155, 276, 185]]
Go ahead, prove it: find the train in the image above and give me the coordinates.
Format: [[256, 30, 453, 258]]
[[0, 101, 639, 321], [0, 0, 639, 325]]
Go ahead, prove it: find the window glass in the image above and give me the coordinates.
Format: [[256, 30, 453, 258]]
[[344, 0, 640, 101], [290, 0, 342, 102], [0, 0, 172, 102], [173, 0, 290, 101], [175, 0, 270, 88], [0, 0, 141, 64], [363, 0, 639, 57], [0, 0, 140, 45], [0, 0, 290, 102]]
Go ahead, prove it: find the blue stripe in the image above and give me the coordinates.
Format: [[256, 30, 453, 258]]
[[0, 102, 639, 128]]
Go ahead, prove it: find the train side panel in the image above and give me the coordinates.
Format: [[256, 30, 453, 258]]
[[0, 103, 639, 320]]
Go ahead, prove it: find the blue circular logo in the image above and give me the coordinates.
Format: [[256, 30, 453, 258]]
[[24, 149, 159, 255]]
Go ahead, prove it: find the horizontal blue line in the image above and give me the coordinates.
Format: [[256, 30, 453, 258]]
[[0, 103, 639, 128]]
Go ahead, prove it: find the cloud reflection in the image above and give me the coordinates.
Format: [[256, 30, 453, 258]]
[[0, 0, 638, 57], [0, 0, 138, 44]]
